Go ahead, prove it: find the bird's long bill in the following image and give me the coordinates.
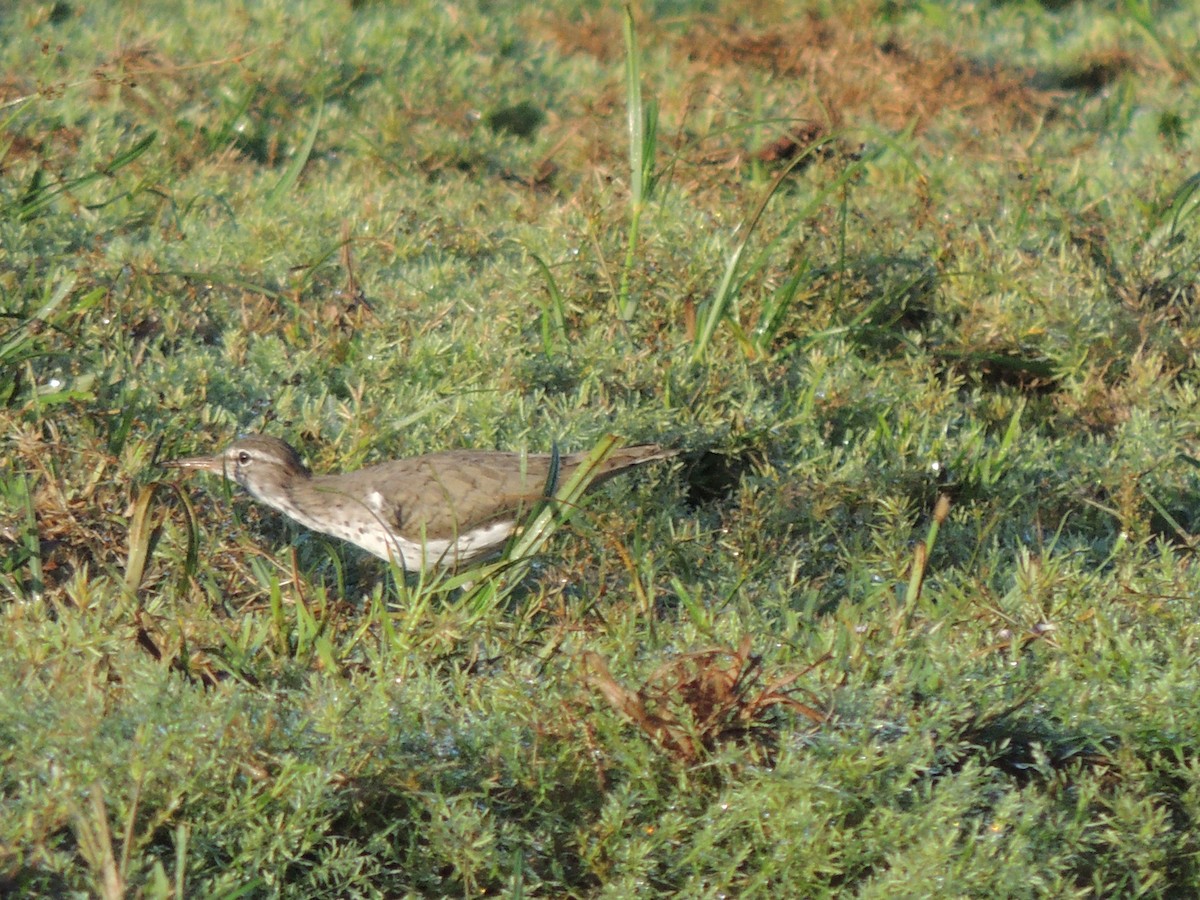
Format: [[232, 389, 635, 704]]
[[160, 453, 228, 476]]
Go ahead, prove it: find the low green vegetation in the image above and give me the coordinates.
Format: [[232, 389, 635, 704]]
[[3, 0, 1200, 895]]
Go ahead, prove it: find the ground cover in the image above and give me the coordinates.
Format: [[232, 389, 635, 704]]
[[3, 0, 1200, 895]]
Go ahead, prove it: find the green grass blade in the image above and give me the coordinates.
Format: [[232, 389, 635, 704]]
[[266, 94, 323, 209], [11, 131, 156, 220], [0, 273, 77, 365], [1123, 0, 1198, 82], [689, 146, 828, 364], [617, 5, 657, 322], [4, 473, 44, 600], [753, 259, 810, 352], [690, 137, 894, 363], [506, 436, 614, 565], [124, 483, 164, 598], [457, 436, 618, 615], [623, 5, 646, 210], [529, 251, 568, 356]]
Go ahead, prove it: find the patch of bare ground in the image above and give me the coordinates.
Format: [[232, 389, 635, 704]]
[[526, 2, 1066, 182]]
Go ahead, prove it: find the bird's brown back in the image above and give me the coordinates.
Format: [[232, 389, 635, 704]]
[[314, 444, 674, 540]]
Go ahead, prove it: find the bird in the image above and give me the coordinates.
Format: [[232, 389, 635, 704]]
[[161, 434, 675, 573]]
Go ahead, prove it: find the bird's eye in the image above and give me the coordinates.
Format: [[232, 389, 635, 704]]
[[237, 451, 252, 465]]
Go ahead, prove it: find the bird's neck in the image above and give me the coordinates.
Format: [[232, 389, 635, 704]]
[[244, 470, 309, 520]]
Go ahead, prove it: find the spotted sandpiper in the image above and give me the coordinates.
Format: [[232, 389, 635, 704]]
[[162, 434, 675, 572]]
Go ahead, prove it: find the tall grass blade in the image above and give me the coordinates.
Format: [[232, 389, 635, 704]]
[[617, 5, 658, 322], [11, 132, 156, 221], [506, 438, 611, 566], [458, 436, 618, 615], [124, 483, 164, 597], [691, 138, 887, 364], [530, 251, 568, 356], [900, 494, 951, 627], [624, 4, 646, 211], [0, 273, 77, 366], [206, 83, 258, 154], [266, 94, 323, 209], [1123, 0, 1198, 82], [753, 258, 810, 354], [3, 473, 44, 599]]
